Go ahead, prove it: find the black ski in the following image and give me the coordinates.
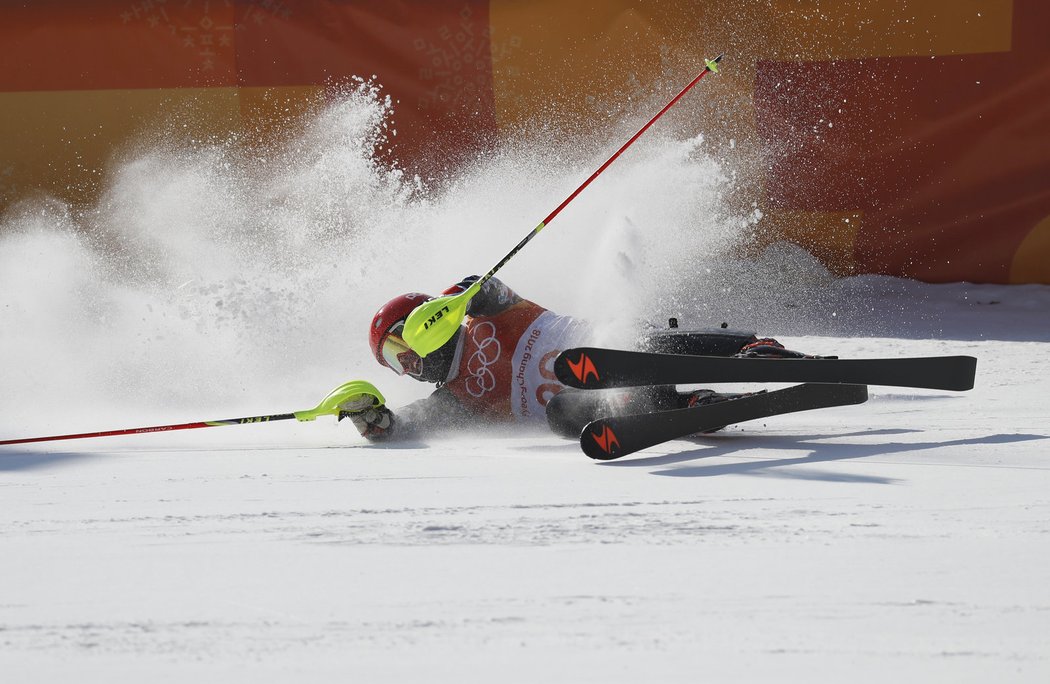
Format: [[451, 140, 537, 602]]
[[581, 383, 869, 460], [556, 347, 977, 392]]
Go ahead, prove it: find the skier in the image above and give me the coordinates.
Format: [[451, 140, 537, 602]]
[[340, 276, 801, 441]]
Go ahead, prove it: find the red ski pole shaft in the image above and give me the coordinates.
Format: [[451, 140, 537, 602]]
[[402, 54, 725, 357], [541, 53, 723, 227], [0, 413, 297, 447], [471, 55, 725, 293], [0, 380, 382, 447]]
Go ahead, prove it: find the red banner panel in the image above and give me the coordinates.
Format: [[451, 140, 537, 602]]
[[755, 0, 1050, 283], [0, 0, 239, 90], [233, 0, 497, 176]]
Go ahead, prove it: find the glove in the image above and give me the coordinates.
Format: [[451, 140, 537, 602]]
[[338, 393, 395, 441], [444, 275, 520, 316]]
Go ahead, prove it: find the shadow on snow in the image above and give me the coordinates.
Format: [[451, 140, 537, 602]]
[[600, 430, 1049, 483]]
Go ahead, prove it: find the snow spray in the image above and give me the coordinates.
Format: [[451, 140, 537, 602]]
[[0, 78, 828, 434]]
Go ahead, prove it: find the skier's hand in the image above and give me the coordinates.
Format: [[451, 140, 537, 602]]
[[339, 394, 394, 440], [443, 275, 520, 316]]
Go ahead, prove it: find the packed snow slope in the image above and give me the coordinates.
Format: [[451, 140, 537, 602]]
[[2, 83, 1050, 682]]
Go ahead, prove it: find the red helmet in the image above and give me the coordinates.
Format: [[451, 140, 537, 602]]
[[369, 293, 431, 376]]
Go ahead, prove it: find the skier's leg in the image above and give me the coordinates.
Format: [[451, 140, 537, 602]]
[[638, 327, 757, 356], [546, 385, 678, 439], [637, 326, 828, 359], [677, 388, 767, 434]]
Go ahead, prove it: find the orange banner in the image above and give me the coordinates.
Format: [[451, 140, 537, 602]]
[[1, 0, 1047, 284]]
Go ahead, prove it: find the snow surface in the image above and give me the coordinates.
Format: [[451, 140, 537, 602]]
[[2, 84, 1050, 682], [4, 294, 1049, 682]]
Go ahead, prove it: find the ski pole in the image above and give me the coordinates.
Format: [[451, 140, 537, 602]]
[[0, 380, 384, 447], [402, 55, 723, 358]]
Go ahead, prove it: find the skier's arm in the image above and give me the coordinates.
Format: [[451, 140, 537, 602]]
[[444, 275, 523, 317], [341, 385, 479, 442], [392, 385, 480, 438]]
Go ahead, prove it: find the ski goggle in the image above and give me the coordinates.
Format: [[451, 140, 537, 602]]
[[380, 323, 422, 376]]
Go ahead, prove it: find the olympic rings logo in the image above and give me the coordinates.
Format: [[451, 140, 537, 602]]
[[465, 321, 501, 397]]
